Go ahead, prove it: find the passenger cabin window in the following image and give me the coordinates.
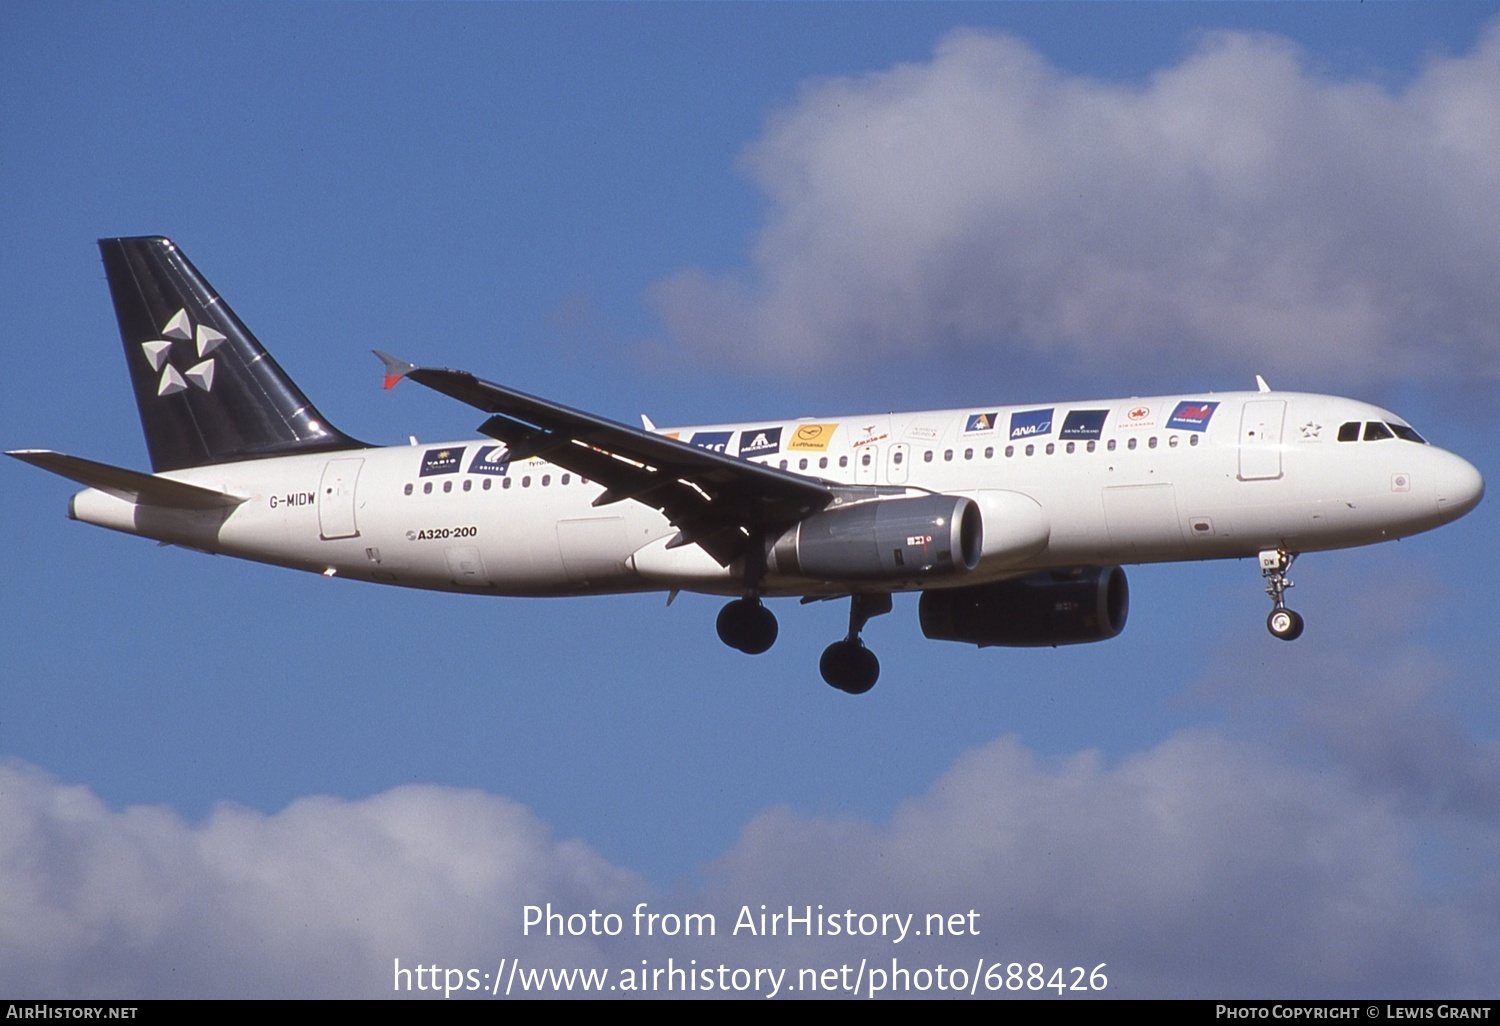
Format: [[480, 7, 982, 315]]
[[1338, 422, 1361, 442], [1364, 422, 1394, 441]]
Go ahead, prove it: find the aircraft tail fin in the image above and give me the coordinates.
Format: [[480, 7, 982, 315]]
[[99, 237, 364, 472]]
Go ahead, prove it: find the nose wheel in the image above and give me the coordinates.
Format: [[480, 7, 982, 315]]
[[1260, 548, 1304, 641], [820, 593, 892, 694]]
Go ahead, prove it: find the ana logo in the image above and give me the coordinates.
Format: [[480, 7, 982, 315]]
[[1008, 408, 1054, 440], [140, 307, 225, 396]]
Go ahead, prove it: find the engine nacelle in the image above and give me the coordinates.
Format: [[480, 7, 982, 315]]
[[918, 566, 1129, 647], [769, 495, 982, 581]]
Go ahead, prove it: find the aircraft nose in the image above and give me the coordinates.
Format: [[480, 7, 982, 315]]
[[1435, 451, 1484, 520]]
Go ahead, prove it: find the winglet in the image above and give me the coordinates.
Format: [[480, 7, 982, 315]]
[[374, 350, 417, 391], [1255, 374, 1272, 393]]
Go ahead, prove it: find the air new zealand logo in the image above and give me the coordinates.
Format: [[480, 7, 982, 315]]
[[139, 308, 225, 396]]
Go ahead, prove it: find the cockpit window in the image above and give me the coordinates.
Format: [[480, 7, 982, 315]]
[[1337, 422, 1360, 442], [1387, 423, 1426, 444], [1363, 422, 1394, 441]]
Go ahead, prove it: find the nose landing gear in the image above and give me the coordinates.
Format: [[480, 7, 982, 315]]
[[1260, 548, 1304, 641], [820, 593, 892, 694]]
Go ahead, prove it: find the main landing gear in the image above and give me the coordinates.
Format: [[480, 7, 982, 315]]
[[820, 593, 892, 695], [716, 596, 779, 654], [1260, 548, 1305, 641]]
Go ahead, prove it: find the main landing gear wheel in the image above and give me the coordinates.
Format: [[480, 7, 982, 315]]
[[820, 640, 879, 694], [820, 592, 893, 694], [716, 597, 778, 654], [1267, 607, 1305, 641], [1259, 547, 1304, 642]]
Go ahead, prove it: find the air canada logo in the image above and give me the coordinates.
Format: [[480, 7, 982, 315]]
[[140, 308, 225, 396]]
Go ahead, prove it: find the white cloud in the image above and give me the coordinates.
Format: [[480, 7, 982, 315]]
[[652, 23, 1500, 385], [3, 704, 1495, 997]]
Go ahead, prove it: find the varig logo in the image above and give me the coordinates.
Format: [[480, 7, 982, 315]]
[[140, 308, 225, 396]]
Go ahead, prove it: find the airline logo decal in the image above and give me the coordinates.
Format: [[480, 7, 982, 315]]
[[1118, 406, 1154, 429], [965, 412, 998, 433], [787, 423, 839, 452], [1166, 401, 1220, 432], [467, 445, 511, 476], [689, 431, 732, 453], [1059, 409, 1108, 440], [420, 447, 465, 476], [139, 307, 225, 396], [1009, 408, 1054, 440], [738, 427, 782, 458], [853, 425, 889, 448]]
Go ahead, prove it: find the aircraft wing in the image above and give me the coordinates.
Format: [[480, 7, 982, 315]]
[[375, 353, 834, 565]]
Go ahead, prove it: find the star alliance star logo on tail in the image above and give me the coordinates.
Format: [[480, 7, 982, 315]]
[[139, 307, 224, 396]]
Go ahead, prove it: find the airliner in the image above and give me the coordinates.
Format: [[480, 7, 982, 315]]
[[9, 238, 1485, 693]]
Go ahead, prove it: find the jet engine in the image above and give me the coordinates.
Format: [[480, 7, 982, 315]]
[[918, 566, 1129, 647], [768, 495, 982, 581]]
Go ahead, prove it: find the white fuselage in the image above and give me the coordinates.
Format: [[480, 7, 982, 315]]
[[67, 390, 1482, 598]]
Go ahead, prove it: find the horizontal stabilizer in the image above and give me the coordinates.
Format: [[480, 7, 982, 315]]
[[6, 450, 247, 509]]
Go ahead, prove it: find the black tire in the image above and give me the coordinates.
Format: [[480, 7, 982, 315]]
[[820, 640, 879, 693], [716, 600, 747, 650], [739, 602, 779, 655], [1267, 607, 1305, 641]]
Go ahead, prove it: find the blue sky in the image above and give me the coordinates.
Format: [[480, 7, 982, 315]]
[[3, 2, 1498, 999]]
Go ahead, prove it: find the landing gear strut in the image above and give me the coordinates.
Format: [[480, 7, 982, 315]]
[[716, 534, 779, 655], [820, 593, 892, 694], [1260, 548, 1304, 641]]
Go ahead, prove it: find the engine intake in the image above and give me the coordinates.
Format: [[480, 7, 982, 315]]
[[770, 495, 981, 581], [918, 566, 1129, 647]]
